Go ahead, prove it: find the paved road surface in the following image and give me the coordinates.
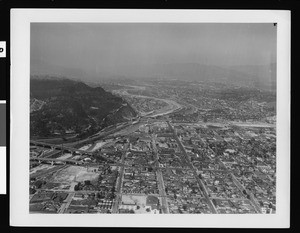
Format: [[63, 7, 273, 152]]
[[111, 144, 128, 213], [167, 120, 218, 214], [58, 192, 75, 213], [152, 134, 169, 214]]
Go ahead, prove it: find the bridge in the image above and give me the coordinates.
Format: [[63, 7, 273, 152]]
[[30, 140, 94, 155], [30, 140, 128, 166], [30, 156, 85, 165]]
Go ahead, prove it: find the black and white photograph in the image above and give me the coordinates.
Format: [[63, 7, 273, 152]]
[[10, 9, 290, 227]]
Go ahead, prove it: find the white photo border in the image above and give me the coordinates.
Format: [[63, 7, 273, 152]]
[[10, 9, 290, 228]]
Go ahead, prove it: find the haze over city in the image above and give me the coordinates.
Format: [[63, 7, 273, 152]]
[[31, 23, 276, 85]]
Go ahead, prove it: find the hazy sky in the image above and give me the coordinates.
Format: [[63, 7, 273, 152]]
[[31, 23, 276, 79]]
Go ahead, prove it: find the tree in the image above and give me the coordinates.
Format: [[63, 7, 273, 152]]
[[74, 184, 79, 191]]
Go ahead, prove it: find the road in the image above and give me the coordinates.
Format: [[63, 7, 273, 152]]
[[151, 134, 169, 214], [40, 149, 61, 158], [111, 144, 128, 213], [58, 192, 75, 214], [167, 120, 218, 214], [229, 172, 262, 213]]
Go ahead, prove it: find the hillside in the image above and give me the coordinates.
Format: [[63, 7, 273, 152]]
[[30, 76, 137, 139]]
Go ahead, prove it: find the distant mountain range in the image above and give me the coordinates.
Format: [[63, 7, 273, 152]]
[[31, 60, 276, 91], [30, 76, 136, 138], [152, 63, 276, 91]]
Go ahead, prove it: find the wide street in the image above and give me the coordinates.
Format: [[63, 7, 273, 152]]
[[166, 120, 218, 214], [151, 134, 169, 214], [111, 146, 127, 213], [58, 192, 75, 214]]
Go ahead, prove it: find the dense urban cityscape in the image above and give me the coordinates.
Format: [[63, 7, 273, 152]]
[[29, 78, 276, 214]]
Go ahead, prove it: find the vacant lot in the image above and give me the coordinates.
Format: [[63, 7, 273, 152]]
[[51, 165, 99, 183]]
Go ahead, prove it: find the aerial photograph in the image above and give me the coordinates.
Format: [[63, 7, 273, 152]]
[[29, 23, 276, 214]]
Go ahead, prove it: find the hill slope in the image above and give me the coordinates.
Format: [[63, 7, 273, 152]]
[[30, 76, 137, 138]]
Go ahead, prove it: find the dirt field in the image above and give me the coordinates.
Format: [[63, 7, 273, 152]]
[[122, 195, 147, 206], [51, 165, 99, 183]]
